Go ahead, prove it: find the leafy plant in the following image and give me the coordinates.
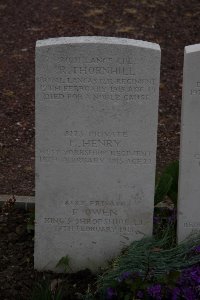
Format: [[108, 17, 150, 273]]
[[154, 161, 179, 206], [100, 263, 200, 300], [31, 280, 63, 300], [81, 287, 98, 300], [56, 255, 71, 273], [97, 231, 200, 293], [26, 211, 35, 233]]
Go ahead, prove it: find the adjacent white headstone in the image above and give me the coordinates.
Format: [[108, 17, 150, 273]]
[[35, 36, 160, 272], [178, 44, 200, 242]]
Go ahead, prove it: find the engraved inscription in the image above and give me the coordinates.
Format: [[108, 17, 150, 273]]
[[190, 81, 200, 96], [54, 225, 142, 233], [38, 148, 152, 165], [44, 218, 143, 233], [193, 153, 200, 166], [42, 189, 145, 234], [38, 129, 152, 165], [184, 221, 200, 228], [37, 54, 157, 102]]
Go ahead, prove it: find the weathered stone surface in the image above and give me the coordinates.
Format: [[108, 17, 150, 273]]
[[178, 44, 200, 242], [35, 36, 160, 272]]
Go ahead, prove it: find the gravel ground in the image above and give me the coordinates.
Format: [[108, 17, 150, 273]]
[[1, 0, 200, 195]]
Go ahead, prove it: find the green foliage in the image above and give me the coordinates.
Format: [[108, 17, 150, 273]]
[[154, 174, 172, 205], [26, 211, 35, 233], [97, 231, 200, 292], [97, 268, 181, 299], [154, 161, 179, 206], [56, 255, 71, 273], [159, 270, 180, 287], [153, 209, 177, 246], [118, 275, 146, 299], [82, 290, 97, 300], [31, 280, 63, 300]]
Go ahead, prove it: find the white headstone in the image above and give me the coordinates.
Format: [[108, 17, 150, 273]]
[[35, 36, 161, 272], [178, 44, 200, 242]]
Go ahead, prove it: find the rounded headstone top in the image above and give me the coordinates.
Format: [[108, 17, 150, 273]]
[[36, 36, 160, 51], [185, 43, 200, 54]]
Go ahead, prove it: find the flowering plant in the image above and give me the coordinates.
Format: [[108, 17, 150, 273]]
[[104, 264, 200, 300]]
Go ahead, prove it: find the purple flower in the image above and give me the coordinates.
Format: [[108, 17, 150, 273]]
[[182, 287, 196, 300], [171, 287, 181, 300], [153, 216, 160, 224], [106, 287, 117, 300], [194, 245, 200, 253], [176, 265, 200, 299], [168, 214, 176, 223], [190, 269, 200, 284], [180, 265, 200, 285], [147, 284, 162, 300], [118, 271, 132, 282], [137, 290, 144, 298]]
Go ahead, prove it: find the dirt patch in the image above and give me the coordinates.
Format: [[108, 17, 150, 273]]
[[1, 0, 200, 195], [0, 204, 96, 300]]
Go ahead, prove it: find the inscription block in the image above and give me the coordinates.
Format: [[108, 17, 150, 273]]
[[178, 44, 200, 242], [35, 37, 160, 272]]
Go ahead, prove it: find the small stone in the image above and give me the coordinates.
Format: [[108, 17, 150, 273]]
[[16, 225, 26, 236], [8, 242, 13, 248], [8, 232, 18, 241], [0, 226, 9, 233]]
